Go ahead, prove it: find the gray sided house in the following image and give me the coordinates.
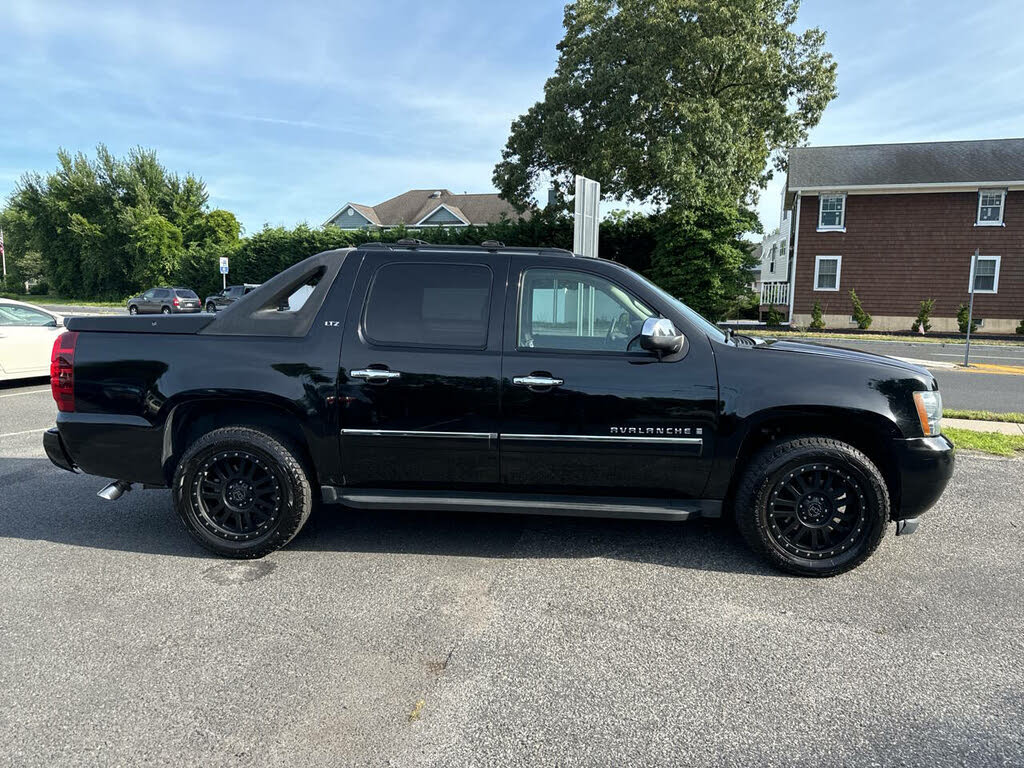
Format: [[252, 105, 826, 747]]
[[324, 189, 525, 230]]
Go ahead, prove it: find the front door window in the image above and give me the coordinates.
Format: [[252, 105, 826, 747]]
[[518, 269, 655, 352]]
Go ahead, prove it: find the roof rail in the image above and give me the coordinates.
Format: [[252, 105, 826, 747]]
[[358, 241, 575, 257]]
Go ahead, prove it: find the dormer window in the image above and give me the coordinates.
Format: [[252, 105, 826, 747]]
[[976, 189, 1006, 226], [818, 193, 846, 231]]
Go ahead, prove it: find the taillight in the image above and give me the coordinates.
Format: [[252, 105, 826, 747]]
[[50, 331, 78, 412], [173, 297, 180, 306]]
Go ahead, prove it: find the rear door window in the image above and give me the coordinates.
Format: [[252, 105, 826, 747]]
[[362, 263, 492, 349]]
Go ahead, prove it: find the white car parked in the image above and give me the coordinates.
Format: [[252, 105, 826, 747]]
[[0, 299, 66, 381]]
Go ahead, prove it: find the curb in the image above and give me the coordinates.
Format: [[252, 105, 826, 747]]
[[944, 418, 1024, 436]]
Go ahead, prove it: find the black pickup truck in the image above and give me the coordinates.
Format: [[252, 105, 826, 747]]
[[44, 242, 953, 576]]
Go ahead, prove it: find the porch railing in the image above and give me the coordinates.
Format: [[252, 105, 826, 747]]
[[760, 281, 789, 306]]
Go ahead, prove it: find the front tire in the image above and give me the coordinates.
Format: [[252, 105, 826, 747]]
[[172, 426, 314, 558], [206, 302, 216, 313], [734, 437, 889, 577]]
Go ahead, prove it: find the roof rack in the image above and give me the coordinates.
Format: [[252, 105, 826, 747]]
[[358, 241, 575, 257]]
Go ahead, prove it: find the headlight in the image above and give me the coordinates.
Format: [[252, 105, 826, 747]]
[[913, 390, 942, 436]]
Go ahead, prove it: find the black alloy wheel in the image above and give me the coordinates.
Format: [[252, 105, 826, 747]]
[[173, 426, 314, 558], [735, 436, 888, 577], [765, 462, 867, 560], [192, 450, 282, 542]]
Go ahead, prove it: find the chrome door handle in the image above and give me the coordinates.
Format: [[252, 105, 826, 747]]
[[513, 375, 563, 388], [350, 369, 402, 382]]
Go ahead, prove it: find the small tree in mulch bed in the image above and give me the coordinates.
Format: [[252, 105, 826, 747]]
[[849, 289, 872, 329], [957, 303, 979, 334], [911, 298, 935, 333], [765, 305, 784, 328], [809, 301, 825, 330]]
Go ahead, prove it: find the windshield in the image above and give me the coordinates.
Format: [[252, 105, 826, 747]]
[[632, 272, 728, 342]]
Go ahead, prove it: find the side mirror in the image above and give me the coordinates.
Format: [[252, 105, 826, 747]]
[[640, 317, 684, 358]]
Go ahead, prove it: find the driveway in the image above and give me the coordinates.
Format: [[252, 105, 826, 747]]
[[2, 379, 1022, 767]]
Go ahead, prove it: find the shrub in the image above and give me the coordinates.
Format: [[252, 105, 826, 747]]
[[765, 305, 783, 328], [809, 301, 825, 330], [849, 289, 872, 329], [957, 303, 979, 334], [911, 298, 935, 333], [1016, 319, 1023, 335], [27, 281, 49, 295]]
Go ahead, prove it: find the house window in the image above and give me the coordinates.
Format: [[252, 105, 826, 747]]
[[818, 194, 846, 231], [768, 245, 777, 274], [970, 255, 1001, 293], [976, 190, 1005, 226], [814, 255, 841, 291]]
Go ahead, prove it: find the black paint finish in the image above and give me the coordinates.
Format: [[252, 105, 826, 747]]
[[48, 244, 954, 523]]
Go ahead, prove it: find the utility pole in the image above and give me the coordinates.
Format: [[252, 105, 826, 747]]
[[964, 249, 978, 367], [1, 228, 6, 289]]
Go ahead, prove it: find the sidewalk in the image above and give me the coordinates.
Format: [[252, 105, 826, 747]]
[[945, 417, 1024, 436]]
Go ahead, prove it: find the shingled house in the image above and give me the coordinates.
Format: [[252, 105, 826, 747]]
[[761, 138, 1024, 333], [324, 189, 524, 230]]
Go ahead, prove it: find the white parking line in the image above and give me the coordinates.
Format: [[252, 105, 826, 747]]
[[0, 388, 51, 399], [0, 428, 47, 438]]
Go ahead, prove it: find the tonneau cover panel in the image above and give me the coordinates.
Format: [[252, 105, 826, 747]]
[[65, 315, 214, 334]]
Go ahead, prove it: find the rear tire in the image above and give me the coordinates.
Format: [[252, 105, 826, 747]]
[[128, 305, 138, 315], [206, 302, 216, 313], [172, 426, 314, 558], [161, 306, 172, 315], [734, 437, 889, 577]]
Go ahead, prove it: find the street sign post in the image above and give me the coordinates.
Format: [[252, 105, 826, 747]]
[[964, 249, 978, 367], [219, 256, 229, 290], [573, 175, 600, 258]]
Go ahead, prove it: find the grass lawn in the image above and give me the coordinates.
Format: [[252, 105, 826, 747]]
[[945, 427, 1024, 457], [760, 329, 1024, 347], [945, 409, 1024, 424], [0, 293, 124, 308]]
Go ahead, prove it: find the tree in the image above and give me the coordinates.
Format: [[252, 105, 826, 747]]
[[493, 0, 837, 211], [647, 201, 759, 320], [809, 300, 825, 330], [5, 145, 218, 299], [911, 299, 934, 333], [849, 289, 871, 329]]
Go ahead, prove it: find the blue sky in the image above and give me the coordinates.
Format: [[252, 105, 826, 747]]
[[2, 0, 1023, 237]]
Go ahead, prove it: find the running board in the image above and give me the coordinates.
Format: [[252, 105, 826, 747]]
[[320, 487, 721, 521]]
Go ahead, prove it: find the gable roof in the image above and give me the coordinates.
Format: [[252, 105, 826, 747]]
[[788, 138, 1024, 192], [415, 202, 470, 226], [325, 189, 524, 228]]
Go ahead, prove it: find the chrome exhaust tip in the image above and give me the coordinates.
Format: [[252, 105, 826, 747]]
[[97, 480, 132, 501]]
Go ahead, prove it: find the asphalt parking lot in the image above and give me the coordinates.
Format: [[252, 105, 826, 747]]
[[2, 379, 1023, 767]]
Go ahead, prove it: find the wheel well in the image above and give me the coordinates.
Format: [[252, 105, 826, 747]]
[[725, 412, 902, 517], [164, 399, 316, 486]]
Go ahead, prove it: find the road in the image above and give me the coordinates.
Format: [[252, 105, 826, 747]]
[[1, 379, 1022, 767], [794, 337, 1024, 413]]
